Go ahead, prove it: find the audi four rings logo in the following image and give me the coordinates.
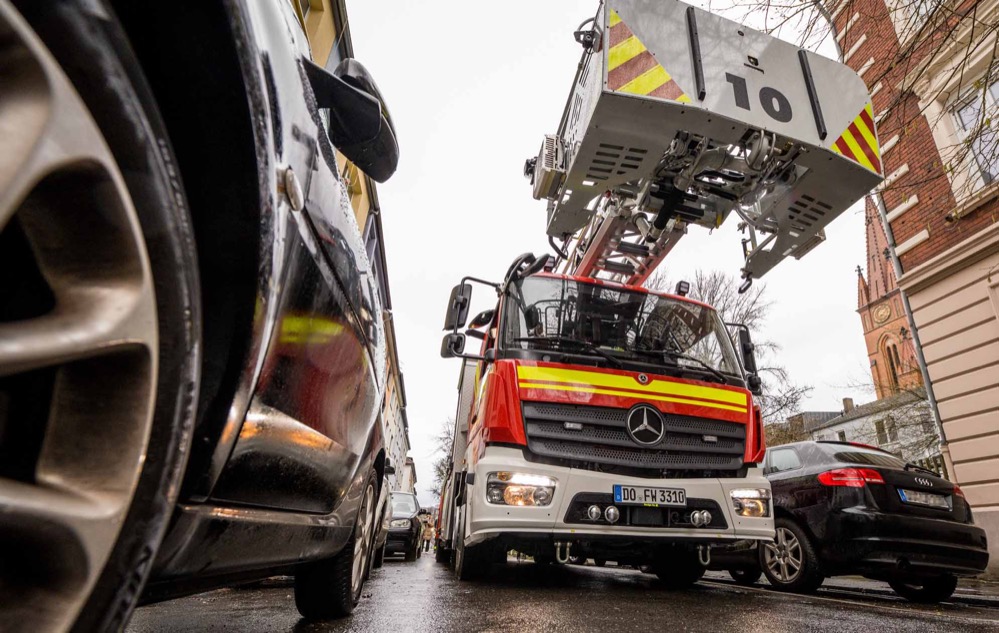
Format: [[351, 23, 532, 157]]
[[915, 477, 933, 486], [626, 404, 665, 445]]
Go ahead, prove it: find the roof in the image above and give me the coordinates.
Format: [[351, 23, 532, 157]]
[[809, 389, 928, 433], [793, 411, 841, 433]]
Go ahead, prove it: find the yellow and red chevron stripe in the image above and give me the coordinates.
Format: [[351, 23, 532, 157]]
[[831, 103, 881, 174], [607, 10, 691, 103], [516, 365, 748, 414]]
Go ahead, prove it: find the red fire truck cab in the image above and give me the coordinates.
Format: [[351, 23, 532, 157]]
[[437, 254, 773, 586]]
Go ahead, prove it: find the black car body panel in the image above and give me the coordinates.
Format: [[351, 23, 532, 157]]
[[129, 0, 390, 599], [719, 441, 989, 580]]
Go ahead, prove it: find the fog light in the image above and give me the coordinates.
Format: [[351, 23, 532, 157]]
[[487, 486, 505, 504], [731, 488, 771, 517], [604, 506, 620, 523], [587, 505, 602, 521]]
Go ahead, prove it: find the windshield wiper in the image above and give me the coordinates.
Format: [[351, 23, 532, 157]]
[[904, 462, 937, 476], [513, 336, 622, 368], [666, 352, 728, 384], [624, 349, 727, 384]]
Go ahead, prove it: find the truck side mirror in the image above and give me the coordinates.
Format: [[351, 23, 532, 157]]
[[443, 284, 472, 331], [747, 373, 763, 397], [440, 332, 466, 358], [385, 460, 396, 476], [738, 328, 758, 374]]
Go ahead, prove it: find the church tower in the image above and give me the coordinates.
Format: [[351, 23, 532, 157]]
[[857, 206, 922, 399]]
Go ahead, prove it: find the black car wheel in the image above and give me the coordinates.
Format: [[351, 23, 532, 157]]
[[404, 537, 419, 562], [759, 519, 824, 593], [295, 469, 377, 619], [1, 3, 200, 631], [888, 575, 958, 604], [651, 549, 705, 589], [729, 567, 762, 586]]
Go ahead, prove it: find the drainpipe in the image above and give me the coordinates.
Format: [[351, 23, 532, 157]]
[[812, 0, 952, 476], [870, 193, 953, 474]]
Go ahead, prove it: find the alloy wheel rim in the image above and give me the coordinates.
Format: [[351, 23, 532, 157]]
[[764, 527, 803, 583], [0, 6, 158, 631], [351, 484, 374, 595]]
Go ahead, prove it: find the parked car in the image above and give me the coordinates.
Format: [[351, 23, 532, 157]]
[[1, 1, 399, 630], [385, 492, 424, 562], [712, 441, 989, 602]]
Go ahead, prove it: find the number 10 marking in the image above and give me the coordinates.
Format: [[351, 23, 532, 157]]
[[725, 72, 793, 123]]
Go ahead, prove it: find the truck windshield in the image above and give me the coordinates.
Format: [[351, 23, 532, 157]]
[[502, 276, 741, 377]]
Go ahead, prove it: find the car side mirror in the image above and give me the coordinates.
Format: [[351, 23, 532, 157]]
[[304, 59, 399, 183], [440, 332, 466, 358], [443, 283, 472, 331]]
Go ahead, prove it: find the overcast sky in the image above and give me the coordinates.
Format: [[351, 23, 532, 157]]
[[347, 1, 876, 504]]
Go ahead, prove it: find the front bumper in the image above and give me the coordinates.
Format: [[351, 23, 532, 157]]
[[466, 447, 773, 546], [385, 527, 417, 554], [823, 507, 990, 577]]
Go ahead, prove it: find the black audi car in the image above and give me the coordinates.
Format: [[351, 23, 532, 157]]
[[714, 441, 989, 602], [383, 492, 424, 562], [2, 1, 399, 630]]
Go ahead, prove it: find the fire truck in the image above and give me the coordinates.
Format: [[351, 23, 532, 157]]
[[436, 0, 882, 585]]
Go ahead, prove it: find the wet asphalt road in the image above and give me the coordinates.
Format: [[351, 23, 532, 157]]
[[129, 555, 999, 632]]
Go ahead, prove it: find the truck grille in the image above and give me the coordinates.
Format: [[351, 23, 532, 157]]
[[522, 402, 745, 473]]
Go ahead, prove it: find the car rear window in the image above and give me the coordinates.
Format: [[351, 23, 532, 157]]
[[832, 448, 906, 468]]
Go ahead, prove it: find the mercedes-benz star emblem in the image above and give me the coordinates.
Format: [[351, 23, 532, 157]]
[[915, 477, 933, 487], [626, 404, 665, 446]]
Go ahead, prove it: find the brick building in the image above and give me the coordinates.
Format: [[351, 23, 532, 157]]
[[825, 0, 999, 574]]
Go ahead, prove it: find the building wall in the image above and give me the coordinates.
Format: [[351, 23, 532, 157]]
[[827, 0, 999, 575]]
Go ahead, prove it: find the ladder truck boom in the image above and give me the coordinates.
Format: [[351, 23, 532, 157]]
[[526, 0, 884, 288]]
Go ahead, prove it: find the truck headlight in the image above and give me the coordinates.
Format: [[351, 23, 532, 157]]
[[730, 488, 771, 518], [390, 519, 410, 528], [486, 472, 557, 506]]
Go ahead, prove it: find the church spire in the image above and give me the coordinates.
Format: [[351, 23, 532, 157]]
[[860, 202, 897, 310]]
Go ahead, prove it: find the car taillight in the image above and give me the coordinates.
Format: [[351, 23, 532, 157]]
[[817, 468, 885, 487], [953, 485, 965, 499]]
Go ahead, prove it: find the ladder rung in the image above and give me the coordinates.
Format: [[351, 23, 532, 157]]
[[614, 241, 650, 256], [599, 260, 636, 275]]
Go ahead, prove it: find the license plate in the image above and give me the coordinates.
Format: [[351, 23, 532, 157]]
[[613, 485, 686, 507], [898, 488, 950, 509]]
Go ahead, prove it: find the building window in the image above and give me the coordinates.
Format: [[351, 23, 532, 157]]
[[875, 419, 887, 444], [837, 430, 847, 442], [886, 343, 900, 393], [953, 74, 999, 187], [887, 419, 899, 442]]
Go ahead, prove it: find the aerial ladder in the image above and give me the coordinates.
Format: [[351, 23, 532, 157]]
[[525, 0, 884, 290]]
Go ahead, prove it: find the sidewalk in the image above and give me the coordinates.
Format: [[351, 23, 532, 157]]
[[703, 571, 999, 607]]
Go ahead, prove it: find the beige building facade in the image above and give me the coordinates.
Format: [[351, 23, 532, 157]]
[[826, 0, 999, 574]]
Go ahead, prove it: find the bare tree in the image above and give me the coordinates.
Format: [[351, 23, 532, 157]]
[[707, 0, 999, 203], [430, 417, 455, 498], [647, 269, 812, 423], [831, 371, 942, 463]]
